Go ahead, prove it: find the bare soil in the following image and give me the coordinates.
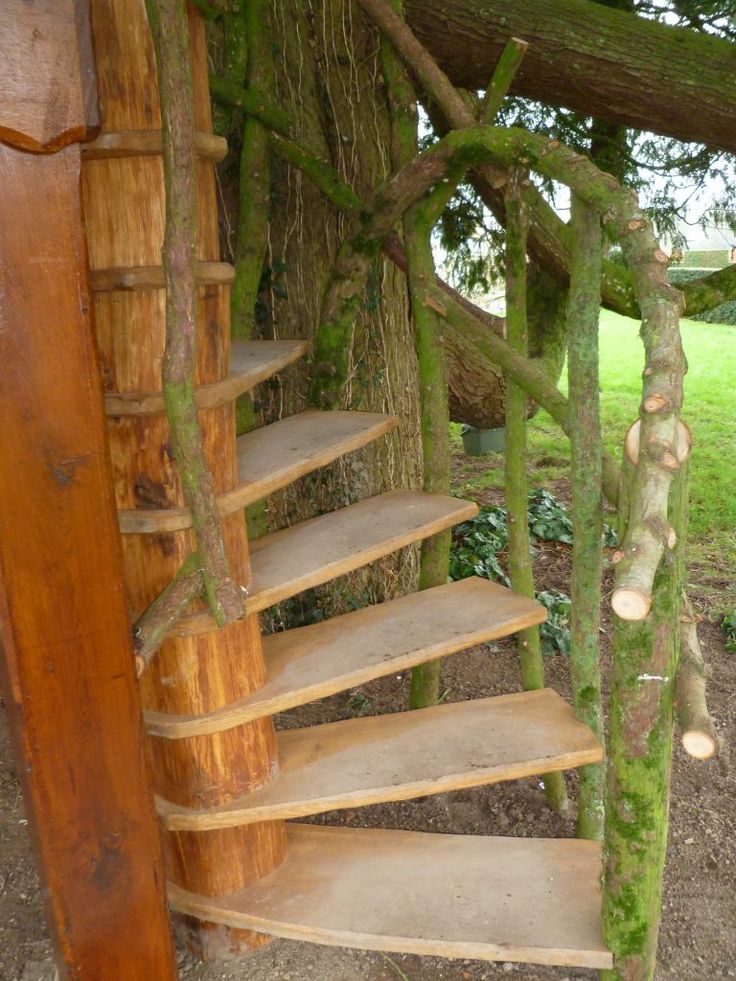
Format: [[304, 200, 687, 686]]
[[1, 472, 734, 980]]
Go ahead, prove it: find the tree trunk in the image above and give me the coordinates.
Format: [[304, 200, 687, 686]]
[[249, 0, 423, 612], [405, 0, 736, 153]]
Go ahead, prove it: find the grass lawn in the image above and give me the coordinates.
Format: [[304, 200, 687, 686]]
[[453, 309, 736, 617]]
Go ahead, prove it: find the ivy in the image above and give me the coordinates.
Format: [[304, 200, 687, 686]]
[[722, 611, 736, 652]]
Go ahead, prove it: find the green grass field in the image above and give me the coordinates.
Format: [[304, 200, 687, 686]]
[[453, 309, 736, 616]]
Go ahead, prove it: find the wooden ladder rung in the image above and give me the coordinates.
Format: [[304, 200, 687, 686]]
[[105, 339, 307, 416], [167, 824, 613, 970], [157, 689, 603, 829], [170, 491, 478, 636], [82, 129, 228, 161], [145, 577, 545, 738], [89, 261, 234, 292], [118, 410, 398, 533]]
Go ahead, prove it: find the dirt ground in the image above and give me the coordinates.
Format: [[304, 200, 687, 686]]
[[1, 476, 734, 980]]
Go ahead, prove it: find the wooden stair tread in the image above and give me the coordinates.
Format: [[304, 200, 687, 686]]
[[171, 492, 478, 636], [231, 411, 399, 511], [158, 688, 603, 831], [119, 410, 396, 533], [247, 491, 478, 614], [167, 824, 613, 969], [145, 577, 545, 737], [158, 688, 603, 829], [105, 339, 307, 416]]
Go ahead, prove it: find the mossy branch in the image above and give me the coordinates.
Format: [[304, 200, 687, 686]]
[[478, 38, 528, 123], [208, 74, 291, 135], [132, 554, 203, 674], [567, 194, 605, 840], [505, 172, 568, 814], [146, 0, 244, 627]]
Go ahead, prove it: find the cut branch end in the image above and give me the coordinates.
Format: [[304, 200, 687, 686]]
[[611, 586, 651, 621]]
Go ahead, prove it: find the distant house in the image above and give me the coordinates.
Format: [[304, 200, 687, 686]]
[[669, 212, 736, 269]]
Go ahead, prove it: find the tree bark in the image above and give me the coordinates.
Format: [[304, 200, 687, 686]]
[[567, 196, 605, 840], [258, 0, 423, 611], [505, 172, 568, 814], [405, 0, 736, 153]]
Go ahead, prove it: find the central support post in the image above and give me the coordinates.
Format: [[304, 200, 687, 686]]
[[82, 0, 285, 958]]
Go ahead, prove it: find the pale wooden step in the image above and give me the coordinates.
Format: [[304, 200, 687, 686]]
[[158, 688, 603, 829], [145, 577, 545, 738], [105, 339, 307, 416], [119, 411, 397, 533], [171, 491, 478, 636], [167, 824, 613, 970]]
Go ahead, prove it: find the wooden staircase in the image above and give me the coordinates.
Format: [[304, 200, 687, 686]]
[[142, 341, 611, 970], [82, 2, 612, 970]]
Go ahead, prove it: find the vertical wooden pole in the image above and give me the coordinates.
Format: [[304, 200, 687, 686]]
[[504, 171, 569, 813], [82, 0, 285, 959], [0, 140, 178, 980]]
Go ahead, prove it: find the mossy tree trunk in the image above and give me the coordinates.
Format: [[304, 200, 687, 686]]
[[602, 464, 688, 981], [566, 194, 605, 840], [504, 172, 568, 814]]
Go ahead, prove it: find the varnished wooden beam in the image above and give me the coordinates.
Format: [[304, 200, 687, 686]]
[[0, 141, 177, 981]]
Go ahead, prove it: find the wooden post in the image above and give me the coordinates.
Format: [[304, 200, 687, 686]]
[[82, 0, 285, 959], [0, 7, 177, 977]]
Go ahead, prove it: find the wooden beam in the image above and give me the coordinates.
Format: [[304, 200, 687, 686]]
[[0, 0, 99, 151], [0, 141, 177, 980]]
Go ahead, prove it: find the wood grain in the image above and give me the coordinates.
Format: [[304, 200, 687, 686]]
[[159, 689, 603, 828], [247, 491, 478, 613], [146, 577, 546, 737], [168, 823, 613, 969], [0, 0, 99, 151], [171, 492, 478, 636], [0, 141, 176, 979], [104, 339, 307, 415], [117, 411, 398, 532], [84, 0, 284, 955], [83, 129, 228, 161], [89, 260, 234, 291]]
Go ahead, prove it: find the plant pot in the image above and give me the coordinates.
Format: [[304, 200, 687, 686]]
[[460, 425, 506, 456]]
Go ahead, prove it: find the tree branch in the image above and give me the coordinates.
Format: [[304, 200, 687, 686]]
[[676, 598, 720, 760], [404, 0, 736, 154], [567, 194, 605, 839], [146, 0, 245, 628], [132, 554, 204, 674], [505, 169, 568, 813]]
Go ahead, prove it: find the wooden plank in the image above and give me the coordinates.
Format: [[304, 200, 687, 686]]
[[118, 410, 397, 532], [83, 129, 228, 161], [0, 143, 177, 978], [145, 577, 546, 737], [0, 1, 99, 151], [104, 338, 307, 415], [172, 492, 478, 636], [168, 824, 613, 969], [88, 260, 234, 291], [159, 688, 603, 828], [248, 491, 477, 614]]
